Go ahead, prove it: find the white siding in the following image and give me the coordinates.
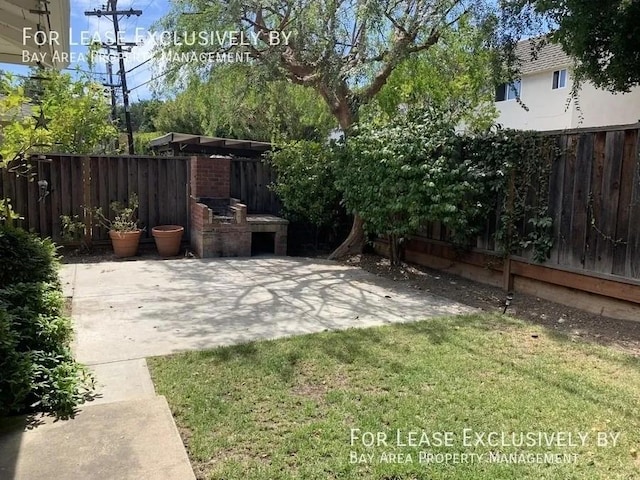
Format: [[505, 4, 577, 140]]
[[571, 82, 640, 128], [496, 68, 640, 131], [496, 70, 574, 131]]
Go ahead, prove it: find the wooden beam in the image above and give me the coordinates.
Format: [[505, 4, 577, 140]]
[[511, 260, 640, 305], [388, 236, 640, 306], [405, 237, 503, 271]]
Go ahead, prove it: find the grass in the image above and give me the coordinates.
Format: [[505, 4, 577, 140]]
[[148, 313, 640, 480]]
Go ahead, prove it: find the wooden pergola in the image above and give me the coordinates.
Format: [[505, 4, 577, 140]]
[[149, 133, 272, 158]]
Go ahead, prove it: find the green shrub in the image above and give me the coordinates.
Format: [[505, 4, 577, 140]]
[[0, 226, 92, 417], [335, 108, 499, 248], [267, 140, 342, 228], [0, 226, 59, 288], [0, 308, 32, 413], [0, 283, 72, 352]]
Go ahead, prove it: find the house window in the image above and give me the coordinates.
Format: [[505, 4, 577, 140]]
[[495, 80, 521, 102], [552, 69, 567, 89]]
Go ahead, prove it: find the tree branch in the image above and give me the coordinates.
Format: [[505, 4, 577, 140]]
[[360, 31, 440, 102]]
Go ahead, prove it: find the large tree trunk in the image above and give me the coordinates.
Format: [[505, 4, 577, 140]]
[[318, 84, 367, 259], [328, 213, 365, 260], [388, 234, 401, 266]]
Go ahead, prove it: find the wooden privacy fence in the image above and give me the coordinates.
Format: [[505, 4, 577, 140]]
[[393, 124, 640, 316], [414, 125, 640, 280], [230, 157, 281, 216], [0, 154, 281, 244], [0, 155, 190, 244]]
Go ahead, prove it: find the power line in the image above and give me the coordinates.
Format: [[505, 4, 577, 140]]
[[63, 66, 107, 76], [127, 65, 182, 92], [2, 69, 107, 80], [126, 57, 152, 74]]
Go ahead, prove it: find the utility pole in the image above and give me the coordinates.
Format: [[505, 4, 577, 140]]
[[103, 45, 119, 151], [85, 2, 142, 154], [104, 44, 118, 122]]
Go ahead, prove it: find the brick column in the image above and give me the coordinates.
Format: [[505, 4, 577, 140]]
[[274, 227, 288, 256], [190, 155, 231, 199]]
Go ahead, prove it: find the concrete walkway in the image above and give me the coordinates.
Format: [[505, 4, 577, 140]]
[[1, 257, 473, 480]]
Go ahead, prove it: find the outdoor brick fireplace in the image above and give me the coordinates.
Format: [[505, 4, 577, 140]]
[[190, 155, 288, 257]]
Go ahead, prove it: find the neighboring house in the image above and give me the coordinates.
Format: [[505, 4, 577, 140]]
[[495, 41, 640, 131]]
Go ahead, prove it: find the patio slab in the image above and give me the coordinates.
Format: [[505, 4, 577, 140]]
[[71, 257, 475, 365]]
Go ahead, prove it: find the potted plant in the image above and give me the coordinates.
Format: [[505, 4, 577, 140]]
[[152, 224, 184, 257], [93, 194, 142, 258]]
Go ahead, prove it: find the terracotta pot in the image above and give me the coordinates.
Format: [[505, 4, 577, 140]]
[[109, 230, 142, 258], [152, 225, 184, 257]]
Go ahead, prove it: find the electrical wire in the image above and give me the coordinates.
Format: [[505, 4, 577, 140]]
[[126, 57, 152, 73], [127, 64, 181, 92]]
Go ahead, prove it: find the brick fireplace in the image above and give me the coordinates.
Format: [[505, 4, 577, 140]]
[[190, 156, 288, 258]]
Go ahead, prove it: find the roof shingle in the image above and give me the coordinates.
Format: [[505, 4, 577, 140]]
[[516, 40, 572, 75]]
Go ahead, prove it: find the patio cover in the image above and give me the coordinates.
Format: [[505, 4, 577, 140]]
[[0, 0, 70, 68], [149, 133, 272, 157]]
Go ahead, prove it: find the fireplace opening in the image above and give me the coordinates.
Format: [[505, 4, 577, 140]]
[[252, 232, 275, 256]]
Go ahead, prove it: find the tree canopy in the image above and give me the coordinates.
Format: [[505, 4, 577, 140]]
[[154, 64, 336, 141], [159, 0, 498, 129], [157, 0, 506, 257], [116, 99, 163, 133], [369, 16, 498, 130], [0, 70, 117, 165]]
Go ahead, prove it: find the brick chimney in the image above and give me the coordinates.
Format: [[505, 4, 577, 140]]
[[190, 155, 231, 199]]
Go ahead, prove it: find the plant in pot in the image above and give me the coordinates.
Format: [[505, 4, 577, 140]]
[[152, 224, 184, 257], [93, 194, 142, 258]]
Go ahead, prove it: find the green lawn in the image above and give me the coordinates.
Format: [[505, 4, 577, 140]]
[[148, 313, 640, 480]]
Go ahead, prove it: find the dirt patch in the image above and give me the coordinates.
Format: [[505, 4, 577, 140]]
[[291, 382, 330, 400], [290, 362, 351, 400], [342, 254, 640, 357]]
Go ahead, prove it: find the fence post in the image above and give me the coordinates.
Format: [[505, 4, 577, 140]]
[[82, 157, 92, 249], [503, 169, 515, 291]]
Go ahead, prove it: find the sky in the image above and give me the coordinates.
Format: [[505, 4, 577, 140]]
[[2, 0, 172, 101]]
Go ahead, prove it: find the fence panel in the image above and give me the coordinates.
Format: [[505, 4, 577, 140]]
[[230, 158, 281, 215], [409, 125, 640, 281], [2, 129, 638, 282], [1, 155, 190, 244]]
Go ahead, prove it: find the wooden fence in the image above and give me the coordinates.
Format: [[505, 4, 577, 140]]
[[410, 125, 640, 281], [0, 154, 281, 244], [0, 155, 190, 244], [381, 124, 640, 319], [230, 158, 281, 215]]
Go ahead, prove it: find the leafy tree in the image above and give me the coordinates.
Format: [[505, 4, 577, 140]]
[[159, 0, 501, 258], [117, 99, 163, 133], [154, 87, 206, 136], [154, 65, 335, 141], [504, 0, 640, 92], [370, 17, 498, 130], [0, 70, 118, 165], [334, 108, 500, 264]]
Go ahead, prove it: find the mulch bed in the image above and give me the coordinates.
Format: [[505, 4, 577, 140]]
[[342, 254, 640, 357]]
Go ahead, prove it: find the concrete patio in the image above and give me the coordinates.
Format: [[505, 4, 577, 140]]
[[1, 256, 474, 480], [68, 257, 473, 365]]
